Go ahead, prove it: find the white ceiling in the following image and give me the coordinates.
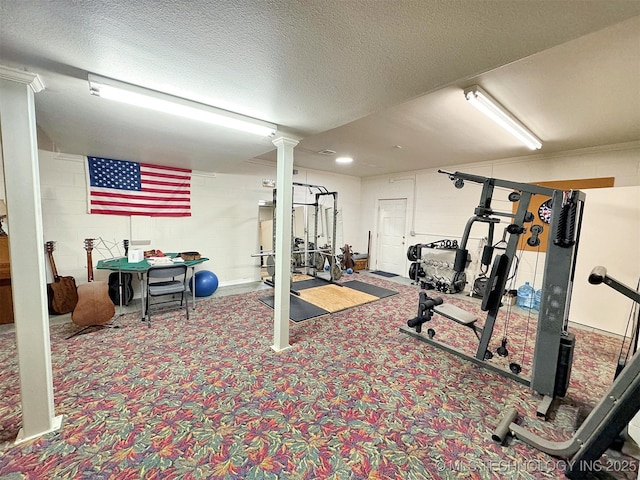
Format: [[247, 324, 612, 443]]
[[1, 1, 639, 177]]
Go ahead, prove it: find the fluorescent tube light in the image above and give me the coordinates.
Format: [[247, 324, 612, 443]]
[[464, 85, 542, 150], [88, 74, 277, 137]]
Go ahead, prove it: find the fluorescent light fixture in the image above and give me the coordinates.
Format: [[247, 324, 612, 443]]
[[335, 156, 353, 164], [464, 85, 542, 150], [88, 74, 277, 137]]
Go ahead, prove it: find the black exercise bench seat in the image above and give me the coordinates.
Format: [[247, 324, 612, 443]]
[[434, 303, 478, 325]]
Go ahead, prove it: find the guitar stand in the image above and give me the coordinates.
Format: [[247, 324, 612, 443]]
[[65, 323, 120, 340]]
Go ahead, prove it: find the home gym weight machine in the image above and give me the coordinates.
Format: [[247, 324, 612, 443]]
[[253, 182, 343, 294], [400, 170, 586, 416], [492, 266, 640, 479]]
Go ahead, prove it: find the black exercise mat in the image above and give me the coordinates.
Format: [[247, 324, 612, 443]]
[[341, 280, 398, 298], [292, 277, 332, 290], [370, 270, 398, 278], [259, 294, 330, 322]]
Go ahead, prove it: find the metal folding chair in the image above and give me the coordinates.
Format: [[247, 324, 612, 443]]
[[144, 264, 189, 326]]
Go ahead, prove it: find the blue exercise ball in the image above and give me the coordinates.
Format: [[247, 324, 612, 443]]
[[189, 270, 219, 297], [346, 268, 353, 274]]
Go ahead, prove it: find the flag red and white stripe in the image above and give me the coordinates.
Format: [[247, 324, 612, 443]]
[[87, 156, 191, 217]]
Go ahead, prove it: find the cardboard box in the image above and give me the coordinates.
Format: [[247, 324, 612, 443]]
[[128, 249, 144, 263], [354, 258, 368, 271]]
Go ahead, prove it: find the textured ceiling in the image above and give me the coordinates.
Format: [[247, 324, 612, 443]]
[[0, 1, 639, 176], [279, 16, 640, 176]]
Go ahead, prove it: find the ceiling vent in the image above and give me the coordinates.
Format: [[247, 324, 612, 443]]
[[317, 149, 336, 156]]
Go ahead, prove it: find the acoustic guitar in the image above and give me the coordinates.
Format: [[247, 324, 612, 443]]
[[71, 239, 115, 327], [108, 240, 134, 306], [45, 241, 79, 314]]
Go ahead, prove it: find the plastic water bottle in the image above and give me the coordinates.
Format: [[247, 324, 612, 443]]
[[533, 289, 542, 311], [517, 282, 535, 309]]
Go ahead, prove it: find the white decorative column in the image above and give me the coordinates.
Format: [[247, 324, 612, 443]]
[[271, 135, 299, 352], [0, 66, 63, 442]]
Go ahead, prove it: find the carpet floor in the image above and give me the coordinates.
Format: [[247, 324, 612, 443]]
[[0, 274, 636, 479]]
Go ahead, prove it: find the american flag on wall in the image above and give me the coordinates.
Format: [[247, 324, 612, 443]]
[[86, 156, 191, 217]]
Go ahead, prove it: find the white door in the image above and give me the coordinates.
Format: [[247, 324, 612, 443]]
[[376, 198, 407, 275]]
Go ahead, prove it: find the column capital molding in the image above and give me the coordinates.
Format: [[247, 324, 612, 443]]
[[0, 65, 45, 93], [272, 135, 301, 149]]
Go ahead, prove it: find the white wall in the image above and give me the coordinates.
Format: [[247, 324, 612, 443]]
[[361, 143, 640, 334], [30, 151, 361, 299], [3, 143, 638, 334], [571, 186, 640, 335]]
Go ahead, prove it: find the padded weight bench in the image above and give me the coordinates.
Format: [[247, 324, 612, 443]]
[[434, 303, 478, 326], [434, 303, 482, 340]]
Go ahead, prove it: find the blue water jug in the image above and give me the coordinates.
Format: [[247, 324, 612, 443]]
[[517, 282, 535, 309], [533, 289, 542, 311]]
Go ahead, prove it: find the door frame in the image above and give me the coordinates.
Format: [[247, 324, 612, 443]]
[[374, 197, 408, 275]]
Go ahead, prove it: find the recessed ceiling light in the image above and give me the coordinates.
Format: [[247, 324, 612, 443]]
[[336, 156, 353, 164]]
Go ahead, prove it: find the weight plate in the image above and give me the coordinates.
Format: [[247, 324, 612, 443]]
[[314, 254, 325, 271], [407, 245, 419, 261], [266, 255, 275, 276], [331, 264, 342, 281], [409, 262, 417, 279]]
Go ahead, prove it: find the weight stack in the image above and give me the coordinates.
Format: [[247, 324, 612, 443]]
[[554, 333, 575, 397]]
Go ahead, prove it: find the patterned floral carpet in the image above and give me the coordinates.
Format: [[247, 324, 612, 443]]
[[0, 274, 637, 479]]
